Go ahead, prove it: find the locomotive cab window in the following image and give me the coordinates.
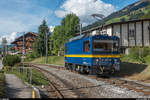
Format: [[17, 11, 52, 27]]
[[84, 40, 90, 52], [93, 40, 119, 53]]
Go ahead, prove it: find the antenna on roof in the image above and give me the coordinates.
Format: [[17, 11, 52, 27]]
[[80, 23, 82, 35]]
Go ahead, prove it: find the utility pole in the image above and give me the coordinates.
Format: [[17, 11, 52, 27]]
[[80, 23, 82, 35], [22, 32, 25, 68], [51, 40, 53, 56], [2, 38, 7, 58], [46, 29, 48, 64]]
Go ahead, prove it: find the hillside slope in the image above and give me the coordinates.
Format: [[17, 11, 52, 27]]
[[83, 0, 150, 31]]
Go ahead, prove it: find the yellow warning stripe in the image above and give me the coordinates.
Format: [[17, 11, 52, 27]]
[[64, 54, 120, 58]]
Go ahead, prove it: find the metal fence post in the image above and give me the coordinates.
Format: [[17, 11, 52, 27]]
[[30, 68, 32, 84], [26, 67, 27, 77]]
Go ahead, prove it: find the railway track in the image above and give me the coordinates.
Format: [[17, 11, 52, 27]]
[[34, 67, 64, 98], [25, 63, 150, 97], [31, 64, 88, 98]]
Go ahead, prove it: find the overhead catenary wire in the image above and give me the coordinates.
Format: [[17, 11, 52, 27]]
[[53, 0, 65, 15]]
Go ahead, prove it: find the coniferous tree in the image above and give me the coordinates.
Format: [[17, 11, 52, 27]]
[[34, 20, 49, 56]]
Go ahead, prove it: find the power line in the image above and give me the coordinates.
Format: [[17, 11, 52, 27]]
[[53, 0, 65, 15]]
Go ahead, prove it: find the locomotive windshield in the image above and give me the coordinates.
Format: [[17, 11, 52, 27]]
[[93, 39, 119, 53]]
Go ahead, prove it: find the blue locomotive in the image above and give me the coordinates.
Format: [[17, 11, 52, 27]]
[[64, 34, 120, 75]]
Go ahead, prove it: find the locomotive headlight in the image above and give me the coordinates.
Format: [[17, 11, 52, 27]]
[[96, 59, 99, 62]]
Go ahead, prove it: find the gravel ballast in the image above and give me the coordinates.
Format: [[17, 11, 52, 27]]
[[36, 65, 150, 98]]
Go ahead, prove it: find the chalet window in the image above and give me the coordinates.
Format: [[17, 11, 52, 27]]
[[84, 40, 90, 52], [129, 29, 135, 38]]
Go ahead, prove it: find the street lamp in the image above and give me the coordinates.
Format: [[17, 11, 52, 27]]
[[45, 29, 48, 64]]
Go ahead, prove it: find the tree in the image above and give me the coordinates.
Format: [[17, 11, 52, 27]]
[[50, 13, 80, 56], [34, 20, 50, 56], [120, 18, 126, 22], [61, 13, 80, 40], [141, 10, 150, 19], [50, 26, 65, 55], [2, 55, 21, 67]]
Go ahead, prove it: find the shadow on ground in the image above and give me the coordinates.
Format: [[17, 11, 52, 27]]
[[113, 62, 148, 77]]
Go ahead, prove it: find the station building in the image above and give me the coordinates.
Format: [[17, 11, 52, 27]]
[[76, 18, 150, 54]]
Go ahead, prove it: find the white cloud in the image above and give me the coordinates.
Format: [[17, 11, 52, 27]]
[[55, 10, 67, 18], [0, 32, 18, 45], [49, 26, 55, 33], [55, 0, 116, 26], [0, 0, 53, 44]]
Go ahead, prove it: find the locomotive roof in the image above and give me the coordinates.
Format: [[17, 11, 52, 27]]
[[92, 34, 119, 40], [67, 34, 119, 44]]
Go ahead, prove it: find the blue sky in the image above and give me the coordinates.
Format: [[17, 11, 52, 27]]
[[0, 0, 139, 44]]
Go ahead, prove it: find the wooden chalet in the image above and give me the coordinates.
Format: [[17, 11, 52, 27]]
[[11, 32, 37, 54]]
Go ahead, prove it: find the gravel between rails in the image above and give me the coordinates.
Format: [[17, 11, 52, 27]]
[[34, 67, 88, 98], [33, 65, 150, 98]]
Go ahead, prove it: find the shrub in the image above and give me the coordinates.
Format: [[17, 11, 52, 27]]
[[129, 47, 150, 63], [144, 55, 150, 64], [25, 52, 39, 61], [2, 55, 21, 67]]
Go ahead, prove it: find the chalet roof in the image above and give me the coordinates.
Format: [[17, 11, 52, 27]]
[[11, 32, 37, 44], [76, 18, 150, 36]]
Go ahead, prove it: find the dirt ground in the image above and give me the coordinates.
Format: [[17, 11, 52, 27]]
[[114, 62, 150, 83]]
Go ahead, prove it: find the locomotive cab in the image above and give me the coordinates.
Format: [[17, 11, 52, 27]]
[[92, 36, 120, 75]]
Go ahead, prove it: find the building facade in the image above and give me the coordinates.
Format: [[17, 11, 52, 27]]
[[11, 32, 37, 54], [77, 18, 150, 54]]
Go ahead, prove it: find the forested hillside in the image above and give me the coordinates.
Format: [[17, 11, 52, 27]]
[[83, 0, 150, 31]]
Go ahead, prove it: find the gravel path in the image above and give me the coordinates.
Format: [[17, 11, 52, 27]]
[[5, 74, 32, 98], [36, 65, 150, 98]]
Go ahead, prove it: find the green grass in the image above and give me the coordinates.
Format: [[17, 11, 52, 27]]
[[4, 67, 49, 86], [121, 54, 150, 64], [105, 15, 130, 25], [105, 8, 150, 25], [31, 56, 65, 66], [144, 55, 150, 65], [120, 54, 140, 63], [0, 72, 6, 98]]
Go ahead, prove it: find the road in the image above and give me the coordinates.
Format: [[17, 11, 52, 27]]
[[0, 60, 3, 70], [5, 74, 32, 98]]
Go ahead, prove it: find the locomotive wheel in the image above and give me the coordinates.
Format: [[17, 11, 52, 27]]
[[72, 64, 76, 71], [65, 63, 69, 70], [70, 64, 73, 71], [77, 65, 80, 72], [85, 67, 90, 74], [80, 66, 84, 74], [98, 66, 104, 75], [109, 68, 115, 75]]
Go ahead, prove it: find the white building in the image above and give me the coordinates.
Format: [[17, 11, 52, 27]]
[[77, 18, 150, 54]]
